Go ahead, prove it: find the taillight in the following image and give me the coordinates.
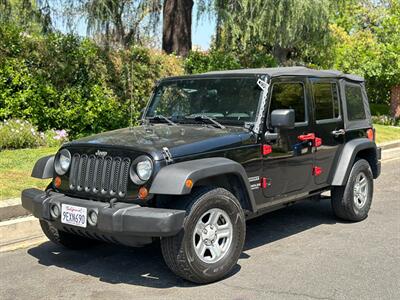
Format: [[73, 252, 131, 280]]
[[367, 128, 374, 141]]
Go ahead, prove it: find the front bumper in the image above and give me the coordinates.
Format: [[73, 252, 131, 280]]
[[22, 188, 185, 245]]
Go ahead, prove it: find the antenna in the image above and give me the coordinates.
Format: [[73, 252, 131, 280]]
[[129, 60, 133, 130]]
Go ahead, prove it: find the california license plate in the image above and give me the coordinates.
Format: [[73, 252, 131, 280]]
[[61, 204, 87, 228]]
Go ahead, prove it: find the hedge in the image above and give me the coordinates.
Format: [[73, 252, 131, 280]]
[[0, 24, 183, 138]]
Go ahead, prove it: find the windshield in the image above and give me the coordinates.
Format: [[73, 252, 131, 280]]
[[145, 77, 262, 125]]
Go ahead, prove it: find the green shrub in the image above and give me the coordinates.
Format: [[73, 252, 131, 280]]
[[0, 24, 183, 138], [185, 50, 241, 74], [0, 119, 68, 149], [0, 119, 43, 149], [370, 103, 390, 116], [372, 115, 400, 127], [184, 49, 277, 75]]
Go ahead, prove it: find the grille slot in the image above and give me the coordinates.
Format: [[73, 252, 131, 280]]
[[69, 154, 131, 199]]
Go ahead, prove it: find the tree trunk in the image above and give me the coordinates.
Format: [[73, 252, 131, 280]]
[[272, 45, 291, 66], [390, 85, 400, 119], [162, 0, 193, 57]]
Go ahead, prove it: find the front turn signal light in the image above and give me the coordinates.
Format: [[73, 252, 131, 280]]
[[138, 187, 149, 199], [54, 176, 62, 188], [185, 179, 193, 189]]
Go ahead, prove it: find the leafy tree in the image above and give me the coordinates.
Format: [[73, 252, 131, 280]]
[[60, 0, 161, 48], [0, 0, 52, 33], [328, 0, 400, 114], [215, 0, 332, 65], [59, 0, 216, 56]]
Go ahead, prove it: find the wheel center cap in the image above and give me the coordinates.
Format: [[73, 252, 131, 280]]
[[202, 225, 217, 241]]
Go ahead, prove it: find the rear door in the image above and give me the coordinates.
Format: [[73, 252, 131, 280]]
[[260, 78, 314, 203], [310, 78, 345, 185]]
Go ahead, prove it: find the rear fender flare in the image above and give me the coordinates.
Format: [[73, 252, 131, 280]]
[[331, 138, 377, 186]]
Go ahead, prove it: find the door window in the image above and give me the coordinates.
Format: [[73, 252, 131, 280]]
[[312, 82, 340, 121], [269, 82, 306, 123]]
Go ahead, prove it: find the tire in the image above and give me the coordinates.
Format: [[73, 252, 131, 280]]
[[331, 159, 373, 222], [40, 220, 96, 249], [161, 187, 246, 284]]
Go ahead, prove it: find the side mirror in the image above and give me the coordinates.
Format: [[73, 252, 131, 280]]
[[270, 109, 295, 129]]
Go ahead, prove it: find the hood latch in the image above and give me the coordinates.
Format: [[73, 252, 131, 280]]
[[162, 147, 173, 164]]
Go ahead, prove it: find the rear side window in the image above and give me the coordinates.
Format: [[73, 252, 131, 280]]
[[312, 82, 340, 120], [270, 82, 306, 123], [345, 84, 366, 121]]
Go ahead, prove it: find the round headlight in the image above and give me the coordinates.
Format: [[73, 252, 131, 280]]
[[55, 149, 71, 175], [130, 156, 153, 184], [137, 160, 153, 181]]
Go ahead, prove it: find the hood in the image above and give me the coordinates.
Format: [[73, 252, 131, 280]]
[[67, 124, 255, 160]]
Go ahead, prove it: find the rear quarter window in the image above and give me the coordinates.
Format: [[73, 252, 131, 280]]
[[345, 84, 366, 121]]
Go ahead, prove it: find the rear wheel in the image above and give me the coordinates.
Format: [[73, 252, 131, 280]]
[[331, 159, 373, 221], [161, 187, 246, 283], [40, 220, 96, 249]]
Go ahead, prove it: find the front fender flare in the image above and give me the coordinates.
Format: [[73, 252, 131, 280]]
[[149, 157, 256, 211], [31, 155, 54, 179]]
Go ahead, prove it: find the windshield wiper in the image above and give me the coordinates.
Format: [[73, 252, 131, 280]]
[[147, 115, 177, 126], [186, 115, 226, 129]]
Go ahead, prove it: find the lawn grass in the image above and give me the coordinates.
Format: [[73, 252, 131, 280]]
[[374, 124, 400, 144], [0, 147, 58, 201]]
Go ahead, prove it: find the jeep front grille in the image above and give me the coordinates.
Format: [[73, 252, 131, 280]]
[[69, 154, 131, 199]]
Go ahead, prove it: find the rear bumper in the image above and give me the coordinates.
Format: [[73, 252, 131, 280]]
[[375, 147, 381, 178], [21, 188, 185, 244]]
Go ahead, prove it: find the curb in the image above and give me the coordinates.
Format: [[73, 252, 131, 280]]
[[0, 216, 47, 252], [0, 198, 30, 221], [379, 140, 400, 150], [1, 140, 399, 222]]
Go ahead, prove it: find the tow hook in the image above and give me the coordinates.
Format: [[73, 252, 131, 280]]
[[109, 198, 118, 208]]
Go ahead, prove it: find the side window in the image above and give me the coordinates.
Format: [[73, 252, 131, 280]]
[[345, 84, 366, 121], [313, 82, 340, 120], [270, 82, 306, 123]]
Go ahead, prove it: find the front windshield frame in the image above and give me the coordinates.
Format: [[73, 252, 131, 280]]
[[142, 75, 265, 127]]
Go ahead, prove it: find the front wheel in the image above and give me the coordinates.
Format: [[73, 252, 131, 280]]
[[161, 187, 246, 284], [331, 159, 373, 222]]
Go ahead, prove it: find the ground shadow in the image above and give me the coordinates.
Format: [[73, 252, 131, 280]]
[[28, 198, 339, 288]]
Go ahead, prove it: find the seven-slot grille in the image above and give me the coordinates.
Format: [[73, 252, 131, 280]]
[[69, 153, 131, 198]]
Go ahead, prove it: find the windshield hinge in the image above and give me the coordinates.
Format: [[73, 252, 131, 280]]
[[162, 147, 173, 164], [253, 78, 270, 134]]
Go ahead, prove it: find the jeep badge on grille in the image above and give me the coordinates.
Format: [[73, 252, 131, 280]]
[[95, 150, 107, 157]]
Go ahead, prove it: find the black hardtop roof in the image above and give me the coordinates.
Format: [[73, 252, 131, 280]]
[[164, 67, 364, 82]]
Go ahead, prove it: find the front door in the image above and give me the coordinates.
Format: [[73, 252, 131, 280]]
[[259, 78, 315, 206]]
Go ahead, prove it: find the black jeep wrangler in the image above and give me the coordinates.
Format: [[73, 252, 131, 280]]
[[22, 67, 381, 283]]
